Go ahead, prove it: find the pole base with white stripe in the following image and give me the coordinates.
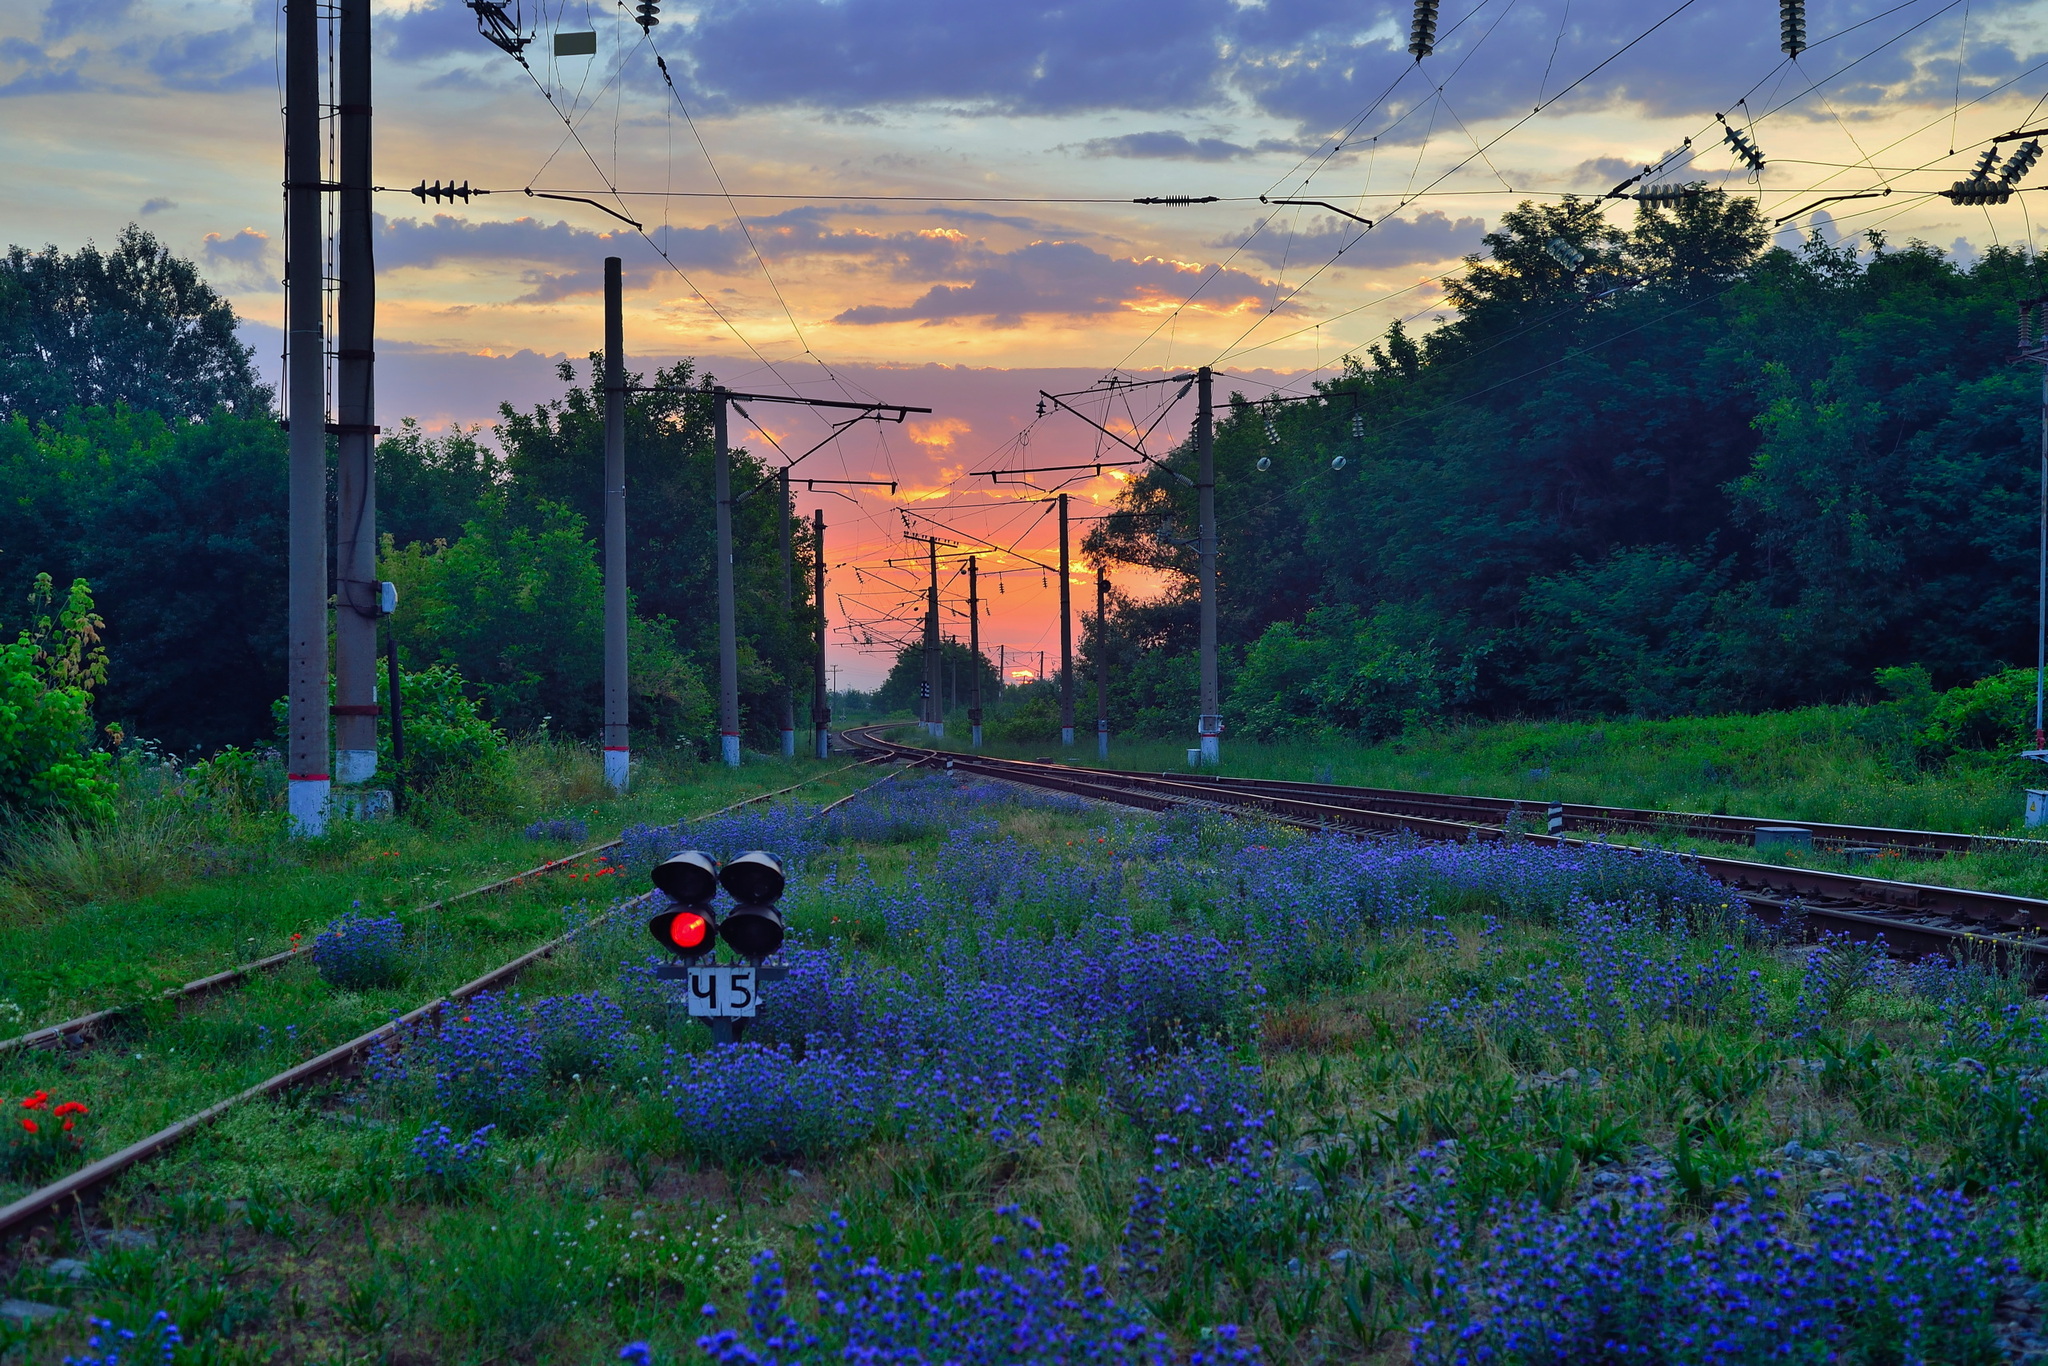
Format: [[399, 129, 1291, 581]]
[[287, 776, 330, 837], [335, 749, 377, 784], [971, 725, 982, 749], [604, 747, 630, 792], [721, 733, 741, 767], [1061, 726, 1075, 746], [780, 729, 796, 758]]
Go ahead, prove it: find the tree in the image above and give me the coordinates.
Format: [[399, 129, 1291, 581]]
[[496, 357, 816, 748], [0, 225, 270, 425]]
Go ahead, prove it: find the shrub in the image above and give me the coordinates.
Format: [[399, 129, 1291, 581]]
[[406, 1120, 496, 1200], [311, 913, 407, 989], [429, 993, 545, 1131], [0, 575, 114, 825], [529, 992, 633, 1080]]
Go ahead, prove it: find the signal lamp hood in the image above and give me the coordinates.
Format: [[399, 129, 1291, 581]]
[[653, 849, 720, 903], [718, 850, 786, 903]]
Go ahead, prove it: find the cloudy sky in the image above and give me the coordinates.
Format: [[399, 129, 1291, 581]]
[[5, 0, 2047, 685]]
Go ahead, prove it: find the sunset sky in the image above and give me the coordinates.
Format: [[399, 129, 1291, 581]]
[[5, 0, 2047, 685]]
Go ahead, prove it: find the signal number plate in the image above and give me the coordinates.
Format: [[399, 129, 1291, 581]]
[[686, 966, 757, 1017]]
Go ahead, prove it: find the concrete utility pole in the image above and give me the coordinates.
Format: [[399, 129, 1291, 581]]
[[602, 258, 629, 790], [284, 0, 328, 835], [923, 538, 942, 737], [1096, 564, 1109, 759], [332, 0, 379, 793], [1196, 365, 1221, 766], [778, 468, 796, 758], [1058, 492, 1074, 746], [714, 389, 740, 767], [813, 508, 829, 758], [967, 556, 983, 748]]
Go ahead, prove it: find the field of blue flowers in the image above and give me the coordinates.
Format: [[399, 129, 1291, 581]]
[[13, 771, 2048, 1364]]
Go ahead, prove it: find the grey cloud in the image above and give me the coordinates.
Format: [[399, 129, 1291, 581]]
[[41, 0, 136, 42], [1224, 210, 1486, 269], [634, 0, 2045, 139], [1075, 131, 1257, 160], [0, 38, 91, 97], [143, 17, 272, 92], [203, 228, 269, 265], [138, 198, 177, 216], [832, 240, 1276, 327]]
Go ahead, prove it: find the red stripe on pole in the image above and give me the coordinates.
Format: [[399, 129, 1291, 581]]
[[288, 773, 331, 782]]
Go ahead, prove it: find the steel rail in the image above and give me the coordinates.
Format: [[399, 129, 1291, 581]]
[[0, 763, 870, 1059], [839, 726, 2048, 968], [0, 765, 876, 1245]]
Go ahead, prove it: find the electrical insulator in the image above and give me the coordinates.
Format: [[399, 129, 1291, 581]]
[[1634, 182, 1702, 205], [1545, 237, 1586, 271], [2002, 139, 2043, 188], [1035, 398, 1046, 418], [1263, 414, 1281, 445], [1330, 455, 1347, 471], [635, 0, 659, 29], [1350, 411, 1364, 439], [1971, 146, 2004, 181], [411, 180, 479, 204], [1256, 456, 1272, 472], [1408, 0, 1438, 58], [1779, 0, 1805, 57], [1720, 119, 1765, 172], [1947, 179, 2014, 206]]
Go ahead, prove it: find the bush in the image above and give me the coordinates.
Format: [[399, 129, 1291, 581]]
[[986, 692, 1061, 745], [311, 913, 406, 989], [0, 575, 114, 824]]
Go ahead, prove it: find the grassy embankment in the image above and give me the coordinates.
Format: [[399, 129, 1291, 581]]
[[0, 776, 2032, 1364]]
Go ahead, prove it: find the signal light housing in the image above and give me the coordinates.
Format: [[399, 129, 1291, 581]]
[[652, 849, 720, 903], [719, 903, 785, 962]]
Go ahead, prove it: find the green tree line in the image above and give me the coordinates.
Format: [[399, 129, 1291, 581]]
[[0, 225, 819, 769], [1081, 192, 2047, 742]]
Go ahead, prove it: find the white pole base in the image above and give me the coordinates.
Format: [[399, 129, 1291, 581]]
[[1061, 726, 1075, 746], [287, 777, 330, 837], [780, 729, 796, 758], [1200, 736, 1221, 766], [1098, 732, 1109, 759], [971, 725, 982, 749], [721, 733, 741, 767], [334, 749, 377, 784], [816, 731, 831, 759], [604, 747, 630, 792]]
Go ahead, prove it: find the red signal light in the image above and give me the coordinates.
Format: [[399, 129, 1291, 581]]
[[669, 909, 712, 952], [648, 906, 718, 960]]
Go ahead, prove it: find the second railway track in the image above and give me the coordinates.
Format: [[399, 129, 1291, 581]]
[[844, 726, 2048, 970]]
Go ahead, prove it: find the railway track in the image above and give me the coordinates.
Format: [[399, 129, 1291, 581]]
[[842, 725, 2048, 970], [0, 763, 870, 1059], [0, 761, 874, 1246]]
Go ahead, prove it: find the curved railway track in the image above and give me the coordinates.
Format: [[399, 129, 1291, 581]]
[[841, 725, 2048, 970], [0, 761, 874, 1246]]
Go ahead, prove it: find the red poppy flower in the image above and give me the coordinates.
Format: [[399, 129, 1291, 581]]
[[20, 1119, 37, 1134]]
